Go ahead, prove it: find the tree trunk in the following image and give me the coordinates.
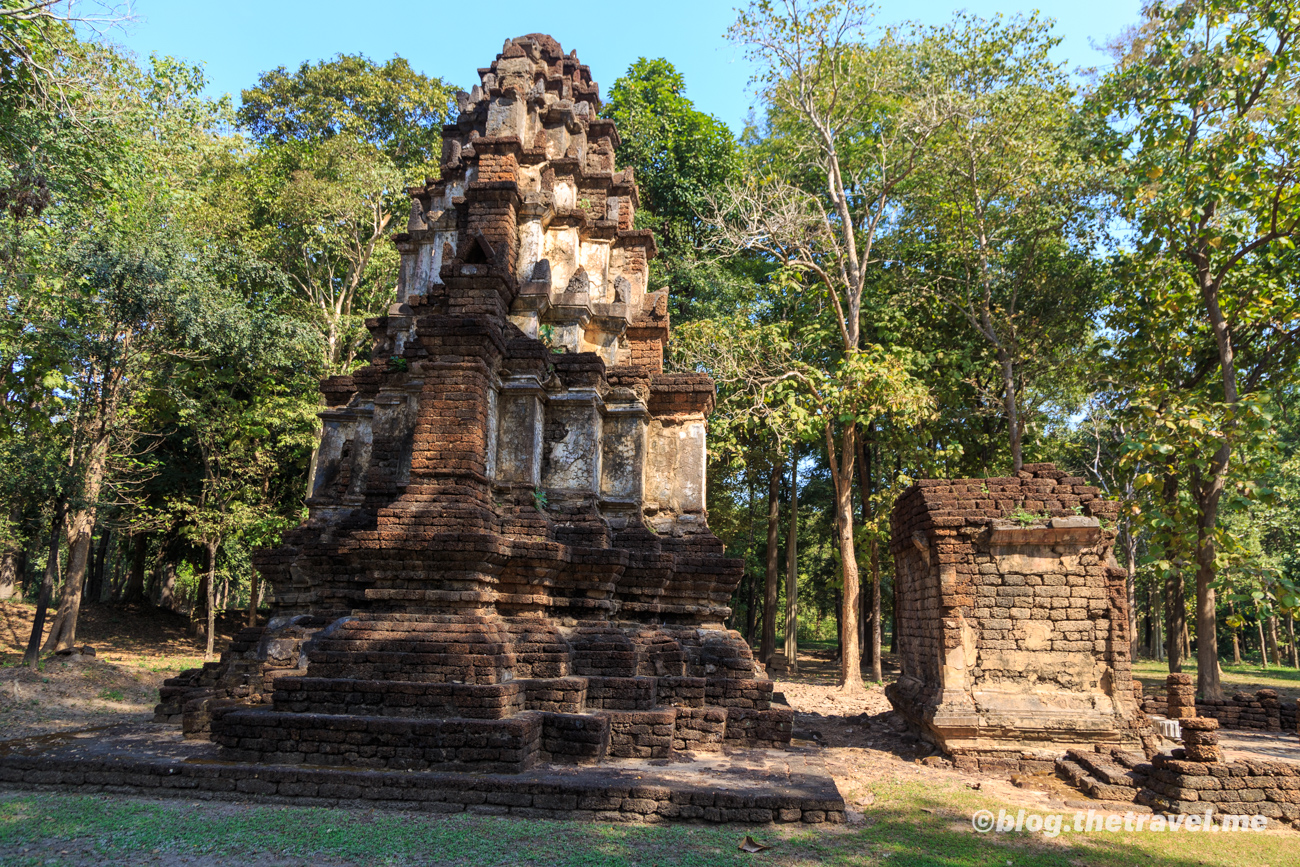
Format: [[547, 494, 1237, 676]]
[[1158, 470, 1184, 671], [1288, 616, 1298, 670], [1231, 603, 1242, 665], [121, 533, 148, 604], [855, 428, 872, 670], [1122, 523, 1139, 661], [1257, 618, 1268, 669], [1192, 459, 1227, 699], [0, 503, 20, 600], [1165, 568, 1185, 672], [43, 441, 110, 652], [869, 538, 882, 682], [195, 562, 209, 636], [0, 551, 16, 601], [205, 540, 218, 661], [17, 538, 33, 598], [833, 587, 842, 661], [744, 567, 757, 644], [248, 568, 260, 628], [760, 462, 781, 666], [744, 470, 758, 643], [1267, 616, 1281, 667], [1193, 267, 1240, 698], [998, 349, 1022, 472], [158, 560, 177, 611], [829, 426, 862, 693], [1147, 579, 1162, 660], [783, 445, 799, 675], [25, 503, 66, 668], [86, 529, 110, 604], [42, 513, 93, 652]]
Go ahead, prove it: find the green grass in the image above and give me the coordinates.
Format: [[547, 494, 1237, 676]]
[[772, 635, 894, 652], [1133, 657, 1300, 701], [1, 777, 1295, 867]]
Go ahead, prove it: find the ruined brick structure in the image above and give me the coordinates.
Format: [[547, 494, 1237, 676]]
[[1141, 682, 1300, 734], [886, 463, 1146, 770], [157, 34, 790, 771], [1137, 715, 1300, 827]]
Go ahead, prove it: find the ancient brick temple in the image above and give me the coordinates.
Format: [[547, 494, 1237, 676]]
[[158, 34, 790, 771], [886, 464, 1147, 770]]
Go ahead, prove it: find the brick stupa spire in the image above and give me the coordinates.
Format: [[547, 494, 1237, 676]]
[[157, 35, 792, 770]]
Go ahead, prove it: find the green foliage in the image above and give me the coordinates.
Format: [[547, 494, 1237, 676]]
[[895, 13, 1106, 468], [602, 57, 748, 320], [1009, 507, 1046, 527], [237, 53, 458, 179], [1092, 0, 1300, 683]]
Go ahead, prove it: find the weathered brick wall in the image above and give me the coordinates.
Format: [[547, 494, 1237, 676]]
[[887, 496, 943, 715], [1141, 688, 1298, 733], [1140, 754, 1300, 825], [887, 463, 1141, 760]]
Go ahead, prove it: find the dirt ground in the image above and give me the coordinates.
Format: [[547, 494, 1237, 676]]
[[763, 645, 1093, 819], [0, 601, 243, 740]]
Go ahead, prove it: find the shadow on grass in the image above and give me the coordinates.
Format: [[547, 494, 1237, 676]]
[[0, 791, 1291, 867]]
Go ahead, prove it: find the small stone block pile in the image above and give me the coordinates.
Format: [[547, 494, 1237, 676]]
[[1164, 673, 1197, 720], [1179, 717, 1222, 763], [1137, 715, 1300, 827]]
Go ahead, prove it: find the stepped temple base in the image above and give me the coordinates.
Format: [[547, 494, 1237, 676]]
[[0, 723, 845, 825]]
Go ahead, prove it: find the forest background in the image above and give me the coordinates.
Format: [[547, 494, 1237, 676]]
[[2, 0, 1299, 700]]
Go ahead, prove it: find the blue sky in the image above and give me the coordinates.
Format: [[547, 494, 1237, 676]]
[[111, 1, 1142, 132]]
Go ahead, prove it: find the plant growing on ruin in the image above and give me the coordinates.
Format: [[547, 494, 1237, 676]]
[[1009, 507, 1046, 527]]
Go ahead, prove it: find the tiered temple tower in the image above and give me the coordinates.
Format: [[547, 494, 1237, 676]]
[[159, 34, 791, 771]]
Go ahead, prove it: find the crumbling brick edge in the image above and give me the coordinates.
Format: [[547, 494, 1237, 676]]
[[1137, 752, 1300, 827], [0, 754, 845, 824]]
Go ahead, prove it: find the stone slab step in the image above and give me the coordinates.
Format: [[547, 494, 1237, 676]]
[[0, 720, 845, 825], [270, 677, 527, 720], [1065, 749, 1146, 788], [1105, 749, 1149, 771], [1055, 757, 1138, 802], [212, 708, 542, 774]]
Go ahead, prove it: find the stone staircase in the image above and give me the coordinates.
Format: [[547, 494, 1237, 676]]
[[1055, 747, 1151, 802]]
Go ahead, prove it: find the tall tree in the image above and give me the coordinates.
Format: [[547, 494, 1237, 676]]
[[602, 57, 745, 320], [722, 0, 955, 690], [898, 14, 1104, 472], [237, 54, 456, 178], [236, 54, 458, 375], [1097, 0, 1300, 699], [761, 461, 781, 664], [784, 443, 800, 673]]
